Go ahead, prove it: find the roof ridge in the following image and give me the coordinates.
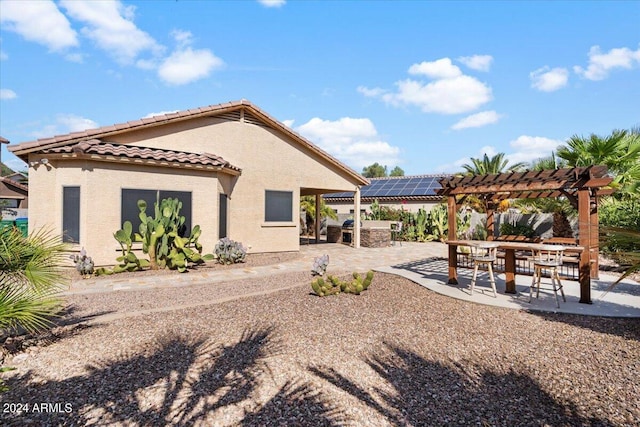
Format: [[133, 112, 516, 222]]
[[369, 173, 452, 180]]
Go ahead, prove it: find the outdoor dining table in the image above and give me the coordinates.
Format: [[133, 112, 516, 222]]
[[445, 240, 591, 304]]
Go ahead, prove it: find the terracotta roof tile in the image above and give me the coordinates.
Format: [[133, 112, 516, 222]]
[[0, 176, 28, 192], [43, 139, 241, 172]]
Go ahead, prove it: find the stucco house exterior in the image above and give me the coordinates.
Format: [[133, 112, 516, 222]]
[[8, 100, 368, 266]]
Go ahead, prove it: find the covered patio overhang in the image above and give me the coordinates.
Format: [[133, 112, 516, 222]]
[[301, 186, 362, 248], [437, 165, 615, 304]]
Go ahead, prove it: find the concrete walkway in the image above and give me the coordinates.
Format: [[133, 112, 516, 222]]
[[67, 242, 640, 318]]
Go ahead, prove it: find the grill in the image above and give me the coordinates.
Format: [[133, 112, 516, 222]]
[[342, 220, 355, 244]]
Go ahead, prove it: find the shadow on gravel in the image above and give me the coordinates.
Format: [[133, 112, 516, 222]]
[[55, 304, 115, 327], [2, 326, 346, 426], [528, 311, 640, 341], [310, 343, 617, 427]]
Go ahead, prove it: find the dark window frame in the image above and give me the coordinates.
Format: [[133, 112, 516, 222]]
[[265, 190, 293, 222], [62, 186, 80, 243], [121, 189, 192, 237]]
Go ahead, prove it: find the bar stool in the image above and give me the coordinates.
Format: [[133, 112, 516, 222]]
[[470, 242, 499, 297], [530, 245, 566, 308]]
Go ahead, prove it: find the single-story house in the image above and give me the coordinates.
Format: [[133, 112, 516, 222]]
[[324, 174, 449, 216], [8, 100, 369, 266], [0, 176, 28, 209]]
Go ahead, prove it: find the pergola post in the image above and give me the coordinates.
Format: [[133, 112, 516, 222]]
[[486, 200, 495, 241], [447, 195, 458, 284], [578, 188, 592, 304], [315, 193, 321, 244], [590, 194, 599, 278], [354, 187, 361, 248]]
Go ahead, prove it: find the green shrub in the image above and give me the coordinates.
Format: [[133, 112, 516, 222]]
[[499, 222, 536, 238]]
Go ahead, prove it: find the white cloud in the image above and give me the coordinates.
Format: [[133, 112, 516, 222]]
[[458, 55, 493, 72], [0, 89, 17, 100], [143, 110, 179, 119], [258, 0, 286, 8], [357, 86, 386, 97], [530, 66, 569, 92], [408, 58, 462, 79], [362, 57, 493, 115], [60, 0, 162, 64], [158, 47, 224, 85], [382, 75, 493, 114], [0, 0, 78, 51], [156, 28, 224, 85], [574, 45, 640, 81], [295, 117, 401, 169], [451, 110, 502, 130], [434, 137, 563, 172], [281, 119, 295, 128], [30, 114, 98, 138]]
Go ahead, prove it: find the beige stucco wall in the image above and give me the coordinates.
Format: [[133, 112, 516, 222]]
[[27, 113, 361, 265], [27, 157, 221, 266]]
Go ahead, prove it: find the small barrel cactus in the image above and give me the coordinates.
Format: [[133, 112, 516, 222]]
[[311, 271, 375, 297], [311, 254, 329, 276], [214, 237, 247, 264]]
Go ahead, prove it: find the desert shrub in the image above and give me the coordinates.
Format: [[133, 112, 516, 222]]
[[214, 237, 247, 264], [499, 222, 536, 238]]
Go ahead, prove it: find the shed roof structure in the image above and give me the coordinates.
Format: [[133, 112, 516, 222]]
[[437, 165, 614, 304]]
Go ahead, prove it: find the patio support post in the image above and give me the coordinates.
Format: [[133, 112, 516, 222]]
[[578, 188, 592, 304], [315, 193, 321, 244], [590, 194, 599, 278], [354, 187, 361, 248], [447, 195, 458, 284], [486, 201, 495, 241]]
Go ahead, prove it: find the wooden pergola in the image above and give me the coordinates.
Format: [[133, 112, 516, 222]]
[[437, 165, 615, 304]]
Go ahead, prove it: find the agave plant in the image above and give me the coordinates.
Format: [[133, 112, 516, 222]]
[[0, 227, 68, 334]]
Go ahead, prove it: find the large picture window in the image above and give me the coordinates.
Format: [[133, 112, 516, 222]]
[[62, 186, 80, 243], [121, 189, 192, 236], [265, 190, 293, 222]]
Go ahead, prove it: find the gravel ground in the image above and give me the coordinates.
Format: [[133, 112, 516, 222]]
[[2, 267, 639, 426]]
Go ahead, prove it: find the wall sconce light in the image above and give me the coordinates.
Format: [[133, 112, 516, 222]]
[[29, 158, 50, 168]]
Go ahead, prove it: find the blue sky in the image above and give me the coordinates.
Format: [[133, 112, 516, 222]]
[[1, 0, 639, 175]]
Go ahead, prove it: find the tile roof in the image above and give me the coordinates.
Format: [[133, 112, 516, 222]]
[[43, 139, 241, 173], [0, 176, 28, 192], [7, 99, 368, 186], [0, 136, 9, 144]]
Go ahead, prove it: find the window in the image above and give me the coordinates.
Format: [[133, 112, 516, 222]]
[[121, 189, 192, 236], [265, 190, 292, 222], [62, 186, 80, 243], [219, 193, 228, 238]]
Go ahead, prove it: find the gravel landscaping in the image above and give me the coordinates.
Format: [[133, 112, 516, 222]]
[[2, 268, 639, 426]]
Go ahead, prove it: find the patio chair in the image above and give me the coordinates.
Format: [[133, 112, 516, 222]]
[[469, 242, 499, 297], [529, 245, 566, 308]]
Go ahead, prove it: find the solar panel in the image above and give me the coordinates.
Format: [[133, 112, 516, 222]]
[[323, 176, 449, 199]]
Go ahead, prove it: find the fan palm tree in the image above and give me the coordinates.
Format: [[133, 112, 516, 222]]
[[557, 129, 640, 197], [459, 153, 525, 213], [461, 153, 526, 176], [0, 227, 68, 334], [300, 196, 338, 235]]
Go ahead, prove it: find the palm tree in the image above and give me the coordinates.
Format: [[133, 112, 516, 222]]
[[529, 151, 566, 171], [462, 153, 526, 175], [557, 129, 640, 197], [0, 227, 68, 334], [459, 153, 526, 213], [300, 196, 338, 235]]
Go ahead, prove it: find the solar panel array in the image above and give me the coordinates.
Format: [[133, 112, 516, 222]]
[[325, 176, 447, 199]]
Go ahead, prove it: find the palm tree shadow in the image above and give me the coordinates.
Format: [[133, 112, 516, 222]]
[[3, 326, 279, 426], [311, 343, 616, 426], [241, 380, 349, 427]]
